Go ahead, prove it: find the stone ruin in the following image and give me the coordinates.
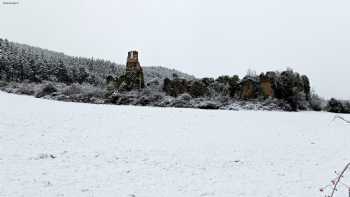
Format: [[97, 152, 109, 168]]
[[105, 52, 311, 111], [112, 51, 145, 91], [239, 70, 311, 110], [125, 50, 145, 89], [239, 76, 260, 99], [239, 72, 276, 99]]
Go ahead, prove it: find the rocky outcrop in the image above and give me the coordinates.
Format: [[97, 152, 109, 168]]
[[240, 76, 259, 99], [259, 72, 276, 98], [163, 78, 208, 98], [238, 70, 311, 110]]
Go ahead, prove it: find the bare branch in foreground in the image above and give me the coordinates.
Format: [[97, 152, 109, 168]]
[[332, 115, 350, 124]]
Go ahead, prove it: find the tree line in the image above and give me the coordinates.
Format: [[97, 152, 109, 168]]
[[0, 38, 123, 86]]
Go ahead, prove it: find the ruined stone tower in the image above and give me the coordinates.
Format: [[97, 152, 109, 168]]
[[126, 51, 140, 70], [125, 50, 145, 89]]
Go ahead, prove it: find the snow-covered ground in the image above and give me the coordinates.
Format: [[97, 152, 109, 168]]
[[0, 92, 349, 197]]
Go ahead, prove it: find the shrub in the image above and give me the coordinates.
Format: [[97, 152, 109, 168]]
[[62, 83, 106, 98], [201, 78, 214, 86], [208, 82, 230, 97], [228, 75, 240, 97], [106, 75, 114, 84], [0, 81, 8, 87], [288, 91, 309, 111], [62, 83, 83, 96], [15, 83, 36, 95], [213, 75, 239, 97], [273, 69, 311, 111], [309, 92, 325, 111], [215, 75, 231, 84], [326, 98, 345, 113], [344, 102, 350, 113], [188, 80, 208, 98], [301, 75, 311, 100], [163, 78, 188, 97], [35, 83, 57, 98]]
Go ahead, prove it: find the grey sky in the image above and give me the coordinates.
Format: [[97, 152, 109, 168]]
[[1, 0, 349, 99]]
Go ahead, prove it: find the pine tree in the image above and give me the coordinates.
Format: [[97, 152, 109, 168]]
[[55, 60, 70, 83]]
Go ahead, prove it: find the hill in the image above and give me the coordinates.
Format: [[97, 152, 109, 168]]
[[0, 38, 194, 85]]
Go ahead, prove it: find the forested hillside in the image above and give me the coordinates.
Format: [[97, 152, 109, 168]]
[[0, 38, 194, 86]]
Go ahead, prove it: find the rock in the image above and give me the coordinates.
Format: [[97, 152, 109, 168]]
[[177, 93, 192, 101], [196, 101, 220, 109], [111, 92, 135, 105], [136, 94, 163, 106], [171, 99, 192, 108], [157, 96, 175, 107]]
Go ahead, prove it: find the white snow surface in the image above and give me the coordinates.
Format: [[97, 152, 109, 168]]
[[0, 92, 350, 197]]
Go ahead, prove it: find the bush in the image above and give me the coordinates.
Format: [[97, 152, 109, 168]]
[[285, 91, 310, 111], [309, 92, 325, 111], [208, 82, 230, 97], [273, 69, 311, 111], [16, 83, 36, 95], [62, 83, 106, 98], [83, 86, 106, 98], [188, 80, 208, 98], [326, 98, 345, 113], [163, 78, 188, 97], [214, 75, 239, 97], [201, 78, 214, 86], [215, 75, 231, 84], [35, 83, 57, 98], [228, 75, 240, 97], [62, 84, 83, 96], [344, 102, 350, 113], [0, 81, 8, 87]]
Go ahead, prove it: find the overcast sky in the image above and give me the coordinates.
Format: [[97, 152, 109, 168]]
[[1, 0, 349, 99]]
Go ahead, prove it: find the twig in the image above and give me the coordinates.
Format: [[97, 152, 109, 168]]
[[330, 162, 350, 197], [333, 115, 350, 124]]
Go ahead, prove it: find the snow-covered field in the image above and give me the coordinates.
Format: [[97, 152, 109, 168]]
[[0, 92, 349, 197]]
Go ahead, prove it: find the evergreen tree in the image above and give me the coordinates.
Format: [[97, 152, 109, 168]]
[[56, 61, 70, 83]]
